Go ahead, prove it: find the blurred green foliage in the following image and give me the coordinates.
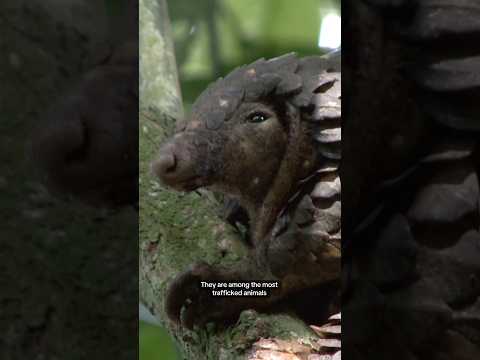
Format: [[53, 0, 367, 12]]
[[140, 322, 179, 360], [170, 0, 340, 107], [139, 0, 340, 359]]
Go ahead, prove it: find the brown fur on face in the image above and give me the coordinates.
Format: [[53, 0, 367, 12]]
[[204, 102, 289, 206], [152, 53, 337, 244], [153, 98, 318, 226]]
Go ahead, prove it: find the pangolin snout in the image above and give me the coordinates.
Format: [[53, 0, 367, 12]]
[[151, 139, 199, 191], [151, 144, 177, 177]]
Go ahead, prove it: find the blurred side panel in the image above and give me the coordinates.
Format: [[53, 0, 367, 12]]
[[342, 0, 480, 359], [0, 0, 138, 358]]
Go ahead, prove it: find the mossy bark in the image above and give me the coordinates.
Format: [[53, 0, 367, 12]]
[[138, 1, 321, 359]]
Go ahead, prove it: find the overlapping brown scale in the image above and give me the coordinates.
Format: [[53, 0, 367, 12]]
[[417, 230, 480, 305], [412, 55, 480, 131], [317, 143, 342, 161], [342, 1, 480, 359], [197, 52, 344, 356], [317, 163, 339, 174], [414, 56, 480, 92], [304, 64, 342, 259], [404, 139, 478, 227], [314, 202, 341, 234], [248, 312, 342, 359], [407, 165, 478, 225], [264, 52, 300, 74], [399, 0, 480, 40], [275, 73, 304, 96], [421, 140, 475, 163], [370, 0, 480, 133], [317, 126, 342, 143], [367, 0, 480, 42], [310, 75, 341, 122], [454, 297, 480, 339], [419, 91, 480, 131], [311, 174, 341, 200], [277, 54, 341, 359], [363, 214, 418, 287], [311, 312, 342, 360], [382, 280, 453, 348], [310, 72, 341, 186]]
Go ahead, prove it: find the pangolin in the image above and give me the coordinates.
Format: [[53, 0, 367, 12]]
[[152, 52, 341, 357], [343, 0, 480, 358]]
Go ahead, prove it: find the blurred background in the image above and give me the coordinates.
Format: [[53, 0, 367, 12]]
[[139, 0, 340, 359], [1, 1, 138, 359]]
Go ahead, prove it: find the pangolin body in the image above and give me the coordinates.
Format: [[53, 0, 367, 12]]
[[153, 52, 341, 356]]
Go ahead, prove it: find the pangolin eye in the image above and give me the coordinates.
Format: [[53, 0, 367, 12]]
[[247, 112, 270, 123]]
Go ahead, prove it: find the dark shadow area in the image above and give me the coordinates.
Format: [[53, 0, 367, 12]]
[[342, 0, 480, 359], [0, 1, 138, 358]]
